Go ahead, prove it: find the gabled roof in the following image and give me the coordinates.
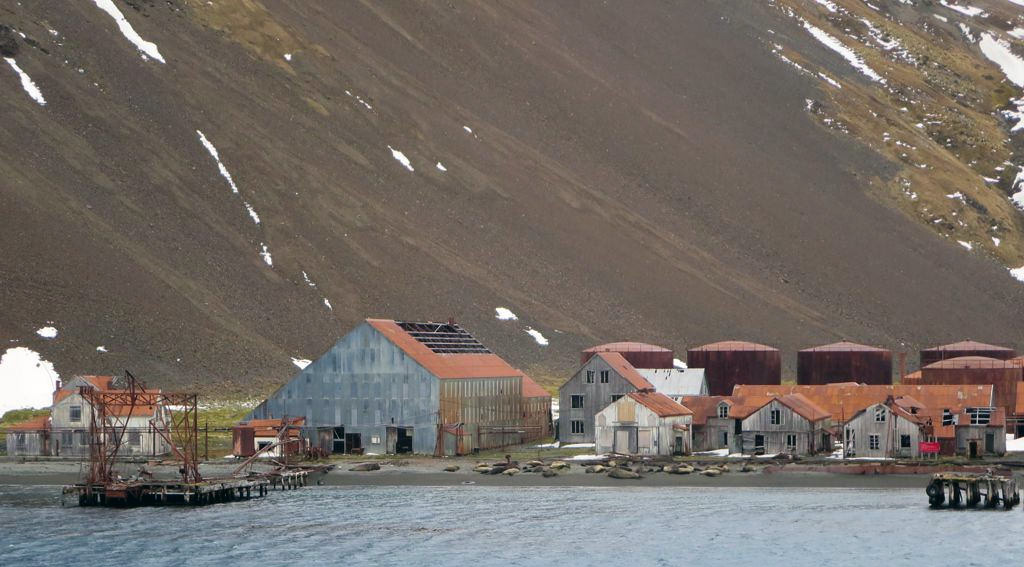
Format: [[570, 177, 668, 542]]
[[732, 384, 994, 421], [848, 398, 926, 426], [3, 415, 50, 431], [776, 394, 831, 422], [367, 319, 523, 380], [677, 395, 733, 425], [637, 368, 706, 396], [594, 352, 655, 390], [801, 341, 888, 353], [626, 390, 692, 418], [521, 375, 550, 399]]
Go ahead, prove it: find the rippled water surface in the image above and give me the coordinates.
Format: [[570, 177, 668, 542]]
[[2, 484, 1022, 566]]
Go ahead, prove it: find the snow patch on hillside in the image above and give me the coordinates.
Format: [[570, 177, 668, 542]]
[[323, 298, 333, 311], [525, 327, 549, 346], [495, 307, 518, 320], [979, 33, 1024, 87], [36, 327, 58, 339], [196, 130, 239, 194], [91, 0, 166, 63], [388, 146, 414, 172], [939, 1, 985, 17], [96, 346, 108, 353], [801, 20, 884, 83], [958, 240, 973, 250], [4, 58, 46, 106], [436, 162, 447, 172], [1012, 266, 1024, 283], [291, 357, 311, 369], [302, 271, 317, 287], [259, 243, 273, 266], [0, 347, 59, 418], [243, 202, 261, 224]]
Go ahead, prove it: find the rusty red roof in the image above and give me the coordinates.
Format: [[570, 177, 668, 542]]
[[521, 375, 550, 398], [595, 352, 655, 390], [626, 390, 692, 417], [241, 417, 306, 428], [801, 341, 888, 352], [4, 415, 50, 431], [689, 341, 778, 352], [367, 319, 523, 380], [733, 384, 993, 420], [677, 395, 733, 425], [922, 356, 1018, 370], [583, 342, 671, 353], [922, 340, 1015, 353]]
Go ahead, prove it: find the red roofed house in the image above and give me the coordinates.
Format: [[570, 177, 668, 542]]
[[842, 396, 930, 459], [731, 394, 832, 455], [559, 347, 659, 443], [594, 390, 693, 455], [4, 414, 50, 456], [247, 319, 551, 456]]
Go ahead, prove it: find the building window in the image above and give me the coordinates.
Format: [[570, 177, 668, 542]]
[[600, 370, 609, 383], [70, 406, 82, 423], [571, 395, 584, 409], [968, 407, 992, 425], [942, 409, 954, 426], [718, 403, 730, 418], [129, 431, 141, 446], [371, 436, 381, 444], [610, 394, 623, 403], [15, 433, 26, 450], [770, 409, 781, 425], [869, 434, 880, 450], [585, 371, 595, 384], [874, 406, 886, 422], [571, 420, 585, 434], [61, 430, 72, 447], [785, 434, 796, 450], [900, 434, 911, 449]]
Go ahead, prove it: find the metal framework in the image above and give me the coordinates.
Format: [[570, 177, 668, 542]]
[[81, 370, 200, 486]]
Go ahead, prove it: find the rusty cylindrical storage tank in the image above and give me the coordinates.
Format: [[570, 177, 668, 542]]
[[686, 341, 781, 396], [580, 342, 674, 369], [919, 340, 1017, 368], [920, 356, 1023, 415], [797, 341, 892, 385]]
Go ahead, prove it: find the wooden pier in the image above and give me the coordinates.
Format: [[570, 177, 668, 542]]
[[63, 469, 312, 507], [926, 473, 1020, 510]]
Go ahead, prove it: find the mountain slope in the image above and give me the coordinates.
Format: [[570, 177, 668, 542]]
[[1, 0, 1024, 397]]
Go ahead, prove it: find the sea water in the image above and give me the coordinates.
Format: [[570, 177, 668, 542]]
[[1, 484, 1021, 566]]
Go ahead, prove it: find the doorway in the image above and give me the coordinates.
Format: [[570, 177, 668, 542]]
[[345, 433, 362, 454], [720, 431, 728, 448], [754, 434, 765, 455], [985, 433, 994, 454], [674, 435, 684, 455], [969, 440, 979, 459], [332, 427, 346, 454]]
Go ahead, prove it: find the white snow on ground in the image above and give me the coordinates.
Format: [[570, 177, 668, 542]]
[[1007, 434, 1024, 452], [1004, 100, 1024, 133], [284, 53, 292, 61], [525, 327, 549, 346], [323, 298, 333, 311], [463, 125, 473, 134], [196, 130, 239, 194], [695, 448, 729, 456], [243, 202, 260, 224], [566, 454, 607, 461], [0, 347, 59, 418], [959, 23, 976, 43], [1011, 266, 1024, 283], [673, 358, 687, 369], [96, 346, 108, 353], [813, 0, 838, 12], [934, 14, 949, 22], [259, 243, 273, 266], [495, 307, 518, 320], [994, 237, 1001, 247], [302, 271, 316, 287], [387, 146, 414, 172], [979, 33, 1024, 87], [291, 357, 311, 369], [90, 0, 165, 63], [946, 191, 965, 201], [534, 441, 560, 448], [801, 20, 884, 83], [36, 327, 57, 339], [551, 398, 559, 421], [958, 240, 973, 250], [562, 443, 595, 449], [436, 162, 447, 172], [1008, 0, 1024, 7], [1010, 28, 1024, 40], [4, 58, 46, 106], [939, 1, 985, 17], [861, 18, 900, 51]]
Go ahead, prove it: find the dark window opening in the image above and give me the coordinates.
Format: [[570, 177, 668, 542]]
[[571, 395, 584, 409], [571, 420, 585, 434]]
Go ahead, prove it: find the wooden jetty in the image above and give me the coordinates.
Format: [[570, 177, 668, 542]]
[[63, 469, 314, 507], [926, 472, 1020, 510]]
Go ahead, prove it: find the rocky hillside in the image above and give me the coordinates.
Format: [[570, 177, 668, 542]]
[[2, 0, 1024, 399]]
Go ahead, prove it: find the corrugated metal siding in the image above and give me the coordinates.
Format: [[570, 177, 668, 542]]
[[797, 349, 892, 386], [956, 425, 1006, 456]]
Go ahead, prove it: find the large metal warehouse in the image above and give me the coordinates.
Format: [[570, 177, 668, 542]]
[[247, 319, 551, 456]]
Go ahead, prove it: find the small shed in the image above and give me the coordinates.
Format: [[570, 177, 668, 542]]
[[233, 417, 306, 457], [3, 415, 50, 456], [954, 408, 1006, 457], [594, 390, 693, 456]]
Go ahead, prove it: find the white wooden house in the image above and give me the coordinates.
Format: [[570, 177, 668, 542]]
[[843, 396, 927, 459], [594, 390, 693, 456]]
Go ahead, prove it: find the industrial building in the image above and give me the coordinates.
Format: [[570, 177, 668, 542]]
[[797, 341, 892, 385], [594, 390, 693, 456], [919, 340, 1017, 367], [686, 341, 781, 396], [247, 319, 551, 456]]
